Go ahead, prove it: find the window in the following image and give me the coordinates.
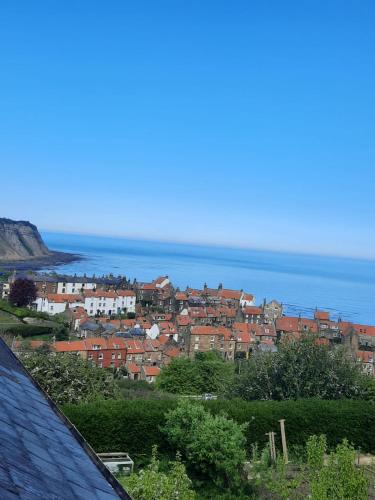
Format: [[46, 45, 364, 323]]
[[128, 355, 132, 360], [92, 344, 101, 350], [88, 354, 93, 360], [117, 354, 121, 359], [99, 303, 102, 307], [62, 288, 66, 293], [111, 353, 115, 360], [50, 306, 54, 311], [210, 336, 215, 341], [72, 288, 75, 293], [98, 353, 104, 360], [90, 302, 94, 307], [98, 362, 103, 368], [194, 344, 199, 350], [90, 310, 93, 314]]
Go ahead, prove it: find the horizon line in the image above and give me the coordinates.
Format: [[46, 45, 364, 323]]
[[39, 227, 375, 263]]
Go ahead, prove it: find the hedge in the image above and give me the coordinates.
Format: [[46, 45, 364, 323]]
[[0, 324, 54, 337], [62, 399, 375, 460]]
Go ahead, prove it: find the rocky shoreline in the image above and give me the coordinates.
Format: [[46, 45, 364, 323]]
[[0, 251, 83, 271]]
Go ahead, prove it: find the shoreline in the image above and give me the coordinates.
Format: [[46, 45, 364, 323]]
[[0, 251, 83, 272]]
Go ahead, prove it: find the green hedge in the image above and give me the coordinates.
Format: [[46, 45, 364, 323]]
[[62, 399, 375, 460], [0, 324, 54, 337]]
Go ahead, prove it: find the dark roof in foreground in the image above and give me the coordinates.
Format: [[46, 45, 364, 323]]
[[0, 338, 130, 499]]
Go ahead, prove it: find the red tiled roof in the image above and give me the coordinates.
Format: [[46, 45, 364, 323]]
[[175, 292, 188, 301], [124, 339, 145, 353], [44, 294, 83, 303], [140, 283, 156, 290], [243, 306, 263, 315], [142, 365, 160, 376], [127, 363, 141, 374], [314, 310, 330, 321], [219, 289, 242, 300], [163, 346, 181, 358], [54, 341, 86, 352], [191, 326, 233, 339], [353, 324, 375, 337], [117, 290, 136, 297]]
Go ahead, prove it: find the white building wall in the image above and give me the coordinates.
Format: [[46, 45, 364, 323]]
[[57, 281, 96, 294], [35, 297, 83, 315]]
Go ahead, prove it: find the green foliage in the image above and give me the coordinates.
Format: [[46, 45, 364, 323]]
[[53, 323, 69, 341], [163, 400, 248, 491], [0, 299, 50, 320], [232, 335, 367, 400], [127, 312, 136, 319], [0, 324, 54, 337], [20, 352, 119, 404], [121, 446, 195, 500], [62, 399, 375, 463], [252, 454, 303, 500], [156, 351, 234, 395], [306, 436, 368, 499]]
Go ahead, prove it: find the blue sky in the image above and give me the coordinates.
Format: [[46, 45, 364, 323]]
[[1, 1, 375, 258]]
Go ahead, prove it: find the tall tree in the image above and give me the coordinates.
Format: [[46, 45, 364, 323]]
[[156, 351, 234, 395], [8, 278, 37, 307], [232, 334, 366, 400]]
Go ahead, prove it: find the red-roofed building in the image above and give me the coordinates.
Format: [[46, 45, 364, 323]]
[[187, 326, 235, 360], [127, 363, 141, 380], [243, 306, 264, 324], [141, 365, 160, 383]]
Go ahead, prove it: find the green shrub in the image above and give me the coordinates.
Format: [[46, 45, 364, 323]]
[[62, 399, 375, 463], [0, 324, 54, 337]]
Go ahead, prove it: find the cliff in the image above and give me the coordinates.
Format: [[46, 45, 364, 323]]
[[0, 218, 51, 261]]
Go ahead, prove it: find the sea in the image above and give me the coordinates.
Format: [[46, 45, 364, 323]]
[[41, 232, 375, 325]]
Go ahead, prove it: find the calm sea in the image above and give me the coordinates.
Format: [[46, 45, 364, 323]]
[[41, 232, 375, 325]]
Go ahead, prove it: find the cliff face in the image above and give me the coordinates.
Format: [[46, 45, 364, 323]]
[[0, 218, 51, 261]]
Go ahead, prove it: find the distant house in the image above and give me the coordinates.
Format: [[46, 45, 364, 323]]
[[0, 337, 130, 499], [242, 306, 264, 324], [127, 362, 141, 381], [141, 365, 160, 383], [34, 294, 84, 314]]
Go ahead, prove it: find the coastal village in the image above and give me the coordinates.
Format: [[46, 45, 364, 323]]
[[2, 271, 375, 383]]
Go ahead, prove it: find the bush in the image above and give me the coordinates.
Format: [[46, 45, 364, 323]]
[[61, 399, 375, 463], [0, 324, 54, 337], [0, 299, 50, 320], [121, 446, 195, 500], [21, 352, 119, 404], [156, 351, 234, 395], [164, 400, 247, 491]]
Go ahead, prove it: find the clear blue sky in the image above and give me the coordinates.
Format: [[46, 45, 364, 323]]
[[1, 1, 375, 258]]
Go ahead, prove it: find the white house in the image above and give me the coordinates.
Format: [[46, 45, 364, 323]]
[[83, 290, 136, 316], [116, 290, 136, 314], [240, 292, 256, 308], [57, 279, 96, 294], [34, 294, 84, 315]]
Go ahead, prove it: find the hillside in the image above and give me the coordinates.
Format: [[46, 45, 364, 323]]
[[0, 218, 51, 261]]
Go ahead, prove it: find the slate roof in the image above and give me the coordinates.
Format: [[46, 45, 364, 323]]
[[0, 338, 130, 499]]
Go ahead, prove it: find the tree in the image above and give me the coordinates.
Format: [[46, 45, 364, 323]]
[[53, 324, 69, 341], [232, 334, 366, 401], [163, 400, 248, 491], [9, 278, 37, 307], [20, 352, 119, 404], [122, 446, 195, 500], [156, 351, 234, 395]]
